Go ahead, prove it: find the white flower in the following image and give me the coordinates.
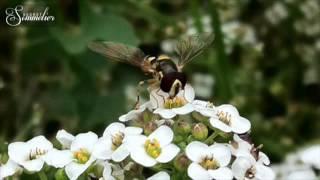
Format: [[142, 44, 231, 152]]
[[147, 171, 170, 180], [0, 159, 22, 179], [127, 125, 180, 167], [232, 153, 275, 180], [119, 101, 152, 122], [47, 131, 99, 180], [151, 84, 195, 119], [299, 145, 320, 169], [93, 122, 142, 162], [8, 136, 53, 172], [186, 141, 233, 180], [209, 104, 251, 134], [56, 129, 75, 149]]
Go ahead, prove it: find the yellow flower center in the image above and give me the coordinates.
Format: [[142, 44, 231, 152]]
[[74, 148, 90, 164], [199, 156, 220, 170], [216, 111, 231, 125], [144, 138, 162, 158], [164, 97, 187, 109], [112, 132, 124, 151]]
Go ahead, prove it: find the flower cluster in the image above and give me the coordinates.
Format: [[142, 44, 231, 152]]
[[0, 84, 274, 180]]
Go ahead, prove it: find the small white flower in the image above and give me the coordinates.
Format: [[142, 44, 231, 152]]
[[127, 125, 180, 167], [151, 84, 195, 119], [0, 159, 22, 179], [209, 104, 251, 134], [47, 131, 99, 180], [8, 136, 53, 172], [93, 122, 142, 162], [299, 145, 320, 170], [232, 153, 275, 180], [229, 134, 252, 157], [147, 171, 170, 180], [186, 141, 233, 180], [119, 101, 152, 122]]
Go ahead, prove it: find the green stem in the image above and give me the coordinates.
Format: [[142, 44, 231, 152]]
[[38, 171, 48, 180], [208, 1, 233, 101], [204, 131, 219, 144]]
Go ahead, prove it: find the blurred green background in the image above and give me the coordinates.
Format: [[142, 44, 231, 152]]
[[0, 0, 319, 168]]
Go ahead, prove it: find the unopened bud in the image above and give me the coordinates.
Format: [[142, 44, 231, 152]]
[[174, 120, 191, 135], [143, 122, 158, 135], [192, 123, 208, 141], [174, 153, 190, 172]]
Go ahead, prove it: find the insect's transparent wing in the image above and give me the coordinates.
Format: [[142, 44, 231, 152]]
[[88, 41, 145, 68], [175, 34, 214, 69]]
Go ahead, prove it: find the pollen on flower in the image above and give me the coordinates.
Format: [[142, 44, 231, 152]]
[[74, 148, 90, 164], [112, 132, 124, 151], [144, 138, 162, 158], [216, 111, 231, 125], [199, 156, 220, 170], [164, 97, 187, 109], [29, 148, 48, 160]]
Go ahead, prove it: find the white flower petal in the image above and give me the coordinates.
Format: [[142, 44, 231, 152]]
[[258, 152, 270, 165], [8, 142, 31, 164], [65, 157, 95, 180], [148, 126, 173, 147], [44, 149, 73, 168], [255, 164, 275, 180], [147, 171, 170, 180], [183, 84, 195, 102], [130, 146, 157, 167], [150, 89, 168, 109], [154, 108, 176, 119], [209, 118, 232, 133], [187, 162, 211, 180], [285, 169, 316, 180], [27, 136, 53, 151], [21, 159, 44, 172], [172, 103, 194, 115], [186, 141, 210, 162], [124, 127, 143, 135], [92, 137, 113, 160], [156, 144, 180, 163], [217, 104, 239, 117], [103, 162, 115, 180], [209, 143, 231, 167], [231, 117, 251, 134], [299, 145, 320, 169], [0, 160, 21, 179], [111, 144, 130, 162], [125, 135, 146, 149], [208, 167, 233, 180], [103, 122, 125, 137], [231, 156, 252, 180], [56, 129, 75, 148], [70, 132, 98, 152]]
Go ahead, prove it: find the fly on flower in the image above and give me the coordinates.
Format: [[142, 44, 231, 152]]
[[88, 34, 214, 100]]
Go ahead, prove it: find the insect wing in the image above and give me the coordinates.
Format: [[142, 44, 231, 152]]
[[175, 34, 214, 70], [88, 41, 145, 68]]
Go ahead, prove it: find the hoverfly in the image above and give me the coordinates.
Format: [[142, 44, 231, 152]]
[[88, 34, 214, 100]]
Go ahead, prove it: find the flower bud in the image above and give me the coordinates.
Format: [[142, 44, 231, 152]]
[[143, 121, 158, 135], [174, 153, 190, 172], [192, 123, 208, 141], [174, 120, 191, 135]]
